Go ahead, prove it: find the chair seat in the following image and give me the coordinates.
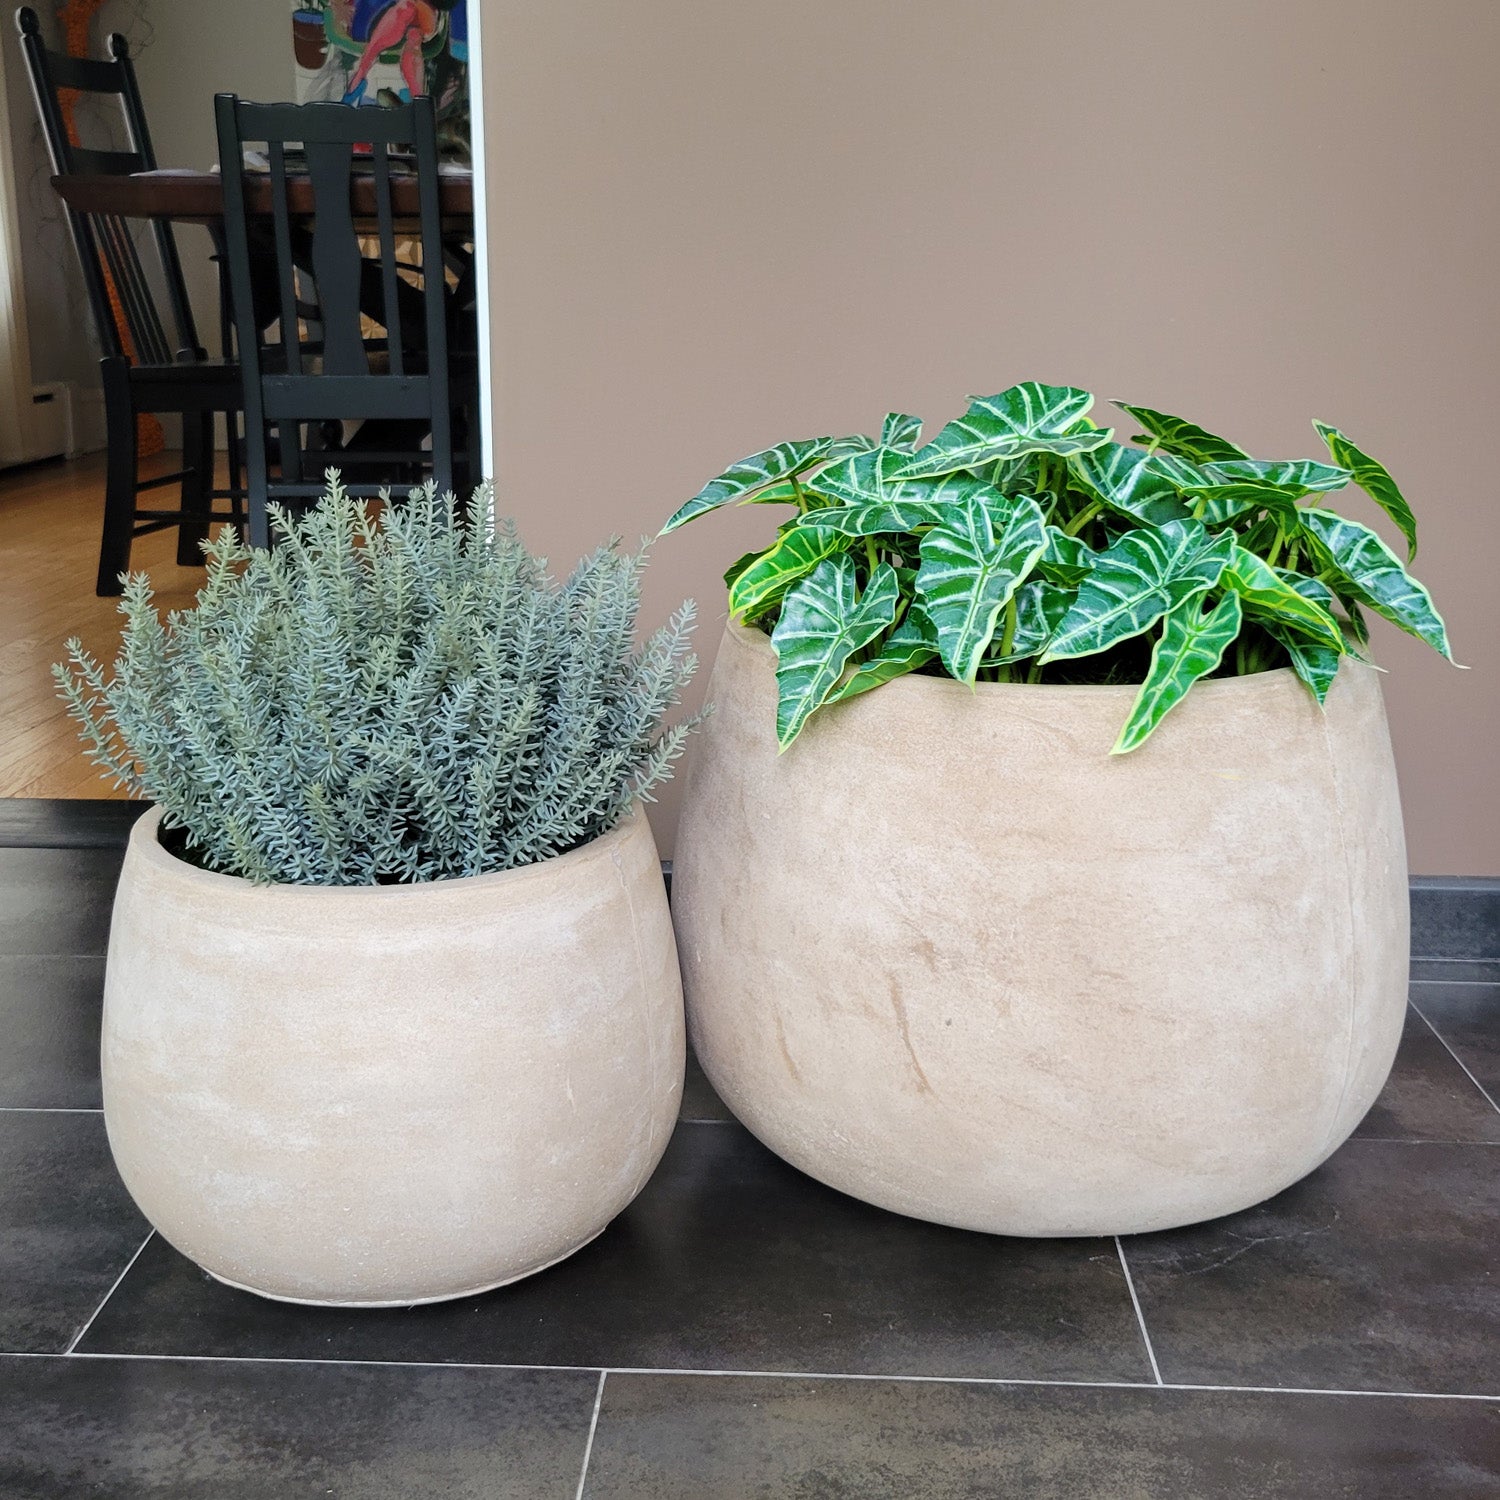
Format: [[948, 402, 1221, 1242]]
[[128, 359, 243, 414]]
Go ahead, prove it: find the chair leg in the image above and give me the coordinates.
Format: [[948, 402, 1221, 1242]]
[[247, 420, 272, 551], [225, 409, 245, 535], [96, 360, 138, 597], [176, 411, 214, 566]]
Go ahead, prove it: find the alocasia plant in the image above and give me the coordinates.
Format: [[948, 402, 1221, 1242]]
[[660, 382, 1455, 752]]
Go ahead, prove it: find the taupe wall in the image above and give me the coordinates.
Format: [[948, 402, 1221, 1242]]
[[479, 0, 1499, 875]]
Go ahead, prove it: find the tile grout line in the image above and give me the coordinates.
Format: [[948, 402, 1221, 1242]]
[[573, 1369, 606, 1500], [0, 1107, 103, 1114], [1114, 1237, 1163, 1385], [1353, 1135, 1500, 1146], [63, 1230, 154, 1356], [1408, 955, 1500, 965], [0, 953, 109, 962], [1409, 978, 1500, 988], [7, 1350, 1498, 1402], [1409, 1001, 1500, 1117]]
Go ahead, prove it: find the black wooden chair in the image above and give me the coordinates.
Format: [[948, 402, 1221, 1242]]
[[213, 93, 477, 547], [15, 7, 245, 595]]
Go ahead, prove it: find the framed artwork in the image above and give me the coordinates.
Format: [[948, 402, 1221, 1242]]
[[291, 0, 469, 158]]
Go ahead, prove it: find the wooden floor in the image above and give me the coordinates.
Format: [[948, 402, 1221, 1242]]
[[0, 451, 229, 799]]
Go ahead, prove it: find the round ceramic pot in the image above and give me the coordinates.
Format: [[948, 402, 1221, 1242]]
[[102, 805, 683, 1305], [672, 622, 1408, 1237]]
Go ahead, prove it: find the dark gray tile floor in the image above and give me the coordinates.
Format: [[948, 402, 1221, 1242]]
[[0, 1111, 148, 1353], [0, 956, 106, 1109], [584, 1376, 1500, 1500], [1, 826, 1496, 1496], [0, 847, 120, 956], [0, 1356, 598, 1500]]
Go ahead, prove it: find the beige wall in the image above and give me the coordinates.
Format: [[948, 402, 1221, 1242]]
[[479, 0, 1498, 875]]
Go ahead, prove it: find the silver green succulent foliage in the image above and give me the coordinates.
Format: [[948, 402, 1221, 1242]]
[[660, 382, 1454, 752], [57, 477, 699, 885]]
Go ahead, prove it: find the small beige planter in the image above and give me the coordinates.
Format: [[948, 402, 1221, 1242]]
[[102, 806, 683, 1306], [673, 622, 1409, 1237]]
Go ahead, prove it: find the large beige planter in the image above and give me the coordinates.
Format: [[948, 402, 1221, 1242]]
[[102, 805, 683, 1305], [673, 622, 1408, 1236]]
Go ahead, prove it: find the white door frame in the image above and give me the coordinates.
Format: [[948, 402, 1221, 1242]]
[[465, 0, 495, 480]]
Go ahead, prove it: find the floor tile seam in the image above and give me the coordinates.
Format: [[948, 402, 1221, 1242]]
[[0, 1107, 103, 1115], [1409, 978, 1500, 988], [0, 951, 108, 961], [1114, 1236, 1163, 1385], [1409, 956, 1500, 965], [574, 1370, 606, 1500], [1353, 1134, 1500, 1145], [18, 1352, 1497, 1402], [63, 1230, 155, 1356], [1410, 1001, 1500, 1116]]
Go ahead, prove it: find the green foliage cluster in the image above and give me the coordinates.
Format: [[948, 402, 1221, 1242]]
[[57, 478, 699, 885], [660, 383, 1454, 752]]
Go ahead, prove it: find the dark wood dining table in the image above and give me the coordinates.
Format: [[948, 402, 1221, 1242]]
[[51, 165, 475, 234]]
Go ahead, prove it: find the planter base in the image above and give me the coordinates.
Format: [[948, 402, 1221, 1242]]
[[203, 1228, 607, 1308]]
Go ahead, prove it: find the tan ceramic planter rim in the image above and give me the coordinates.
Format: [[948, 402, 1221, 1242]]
[[127, 800, 648, 904], [722, 616, 1302, 703]]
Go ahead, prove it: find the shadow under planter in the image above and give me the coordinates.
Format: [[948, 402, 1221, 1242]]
[[672, 622, 1410, 1237], [100, 805, 684, 1306]]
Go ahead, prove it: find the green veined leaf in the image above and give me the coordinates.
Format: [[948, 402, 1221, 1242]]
[[1041, 521, 1234, 664], [810, 447, 906, 505], [1187, 484, 1299, 527], [1280, 570, 1370, 658], [1343, 598, 1371, 649], [916, 494, 1048, 683], [1037, 526, 1096, 586], [740, 479, 802, 506], [880, 412, 923, 452], [810, 447, 997, 509], [980, 454, 1039, 493], [1112, 403, 1250, 463], [827, 434, 879, 459], [895, 383, 1113, 480], [1266, 623, 1342, 706], [1298, 509, 1454, 661], [661, 437, 856, 533], [1183, 458, 1351, 494], [825, 608, 937, 704], [727, 525, 847, 619], [771, 558, 901, 748], [723, 548, 763, 591], [1221, 545, 1345, 653], [1278, 569, 1338, 610], [1112, 592, 1243, 754], [1313, 421, 1418, 560], [1066, 443, 1195, 526], [794, 498, 960, 538], [983, 579, 1072, 665], [1176, 458, 1347, 528]]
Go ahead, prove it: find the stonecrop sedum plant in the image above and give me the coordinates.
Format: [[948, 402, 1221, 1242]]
[[661, 382, 1454, 752], [57, 478, 699, 885]]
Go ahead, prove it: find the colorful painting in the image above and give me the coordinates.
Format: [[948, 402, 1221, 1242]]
[[291, 0, 469, 158]]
